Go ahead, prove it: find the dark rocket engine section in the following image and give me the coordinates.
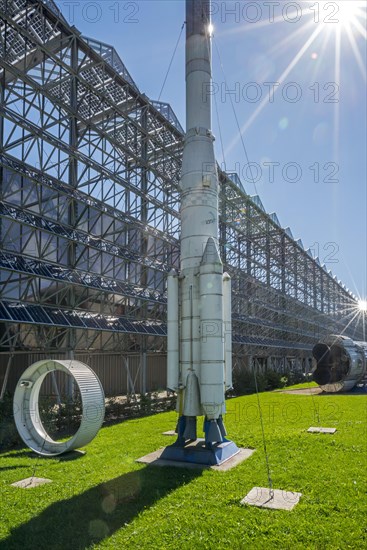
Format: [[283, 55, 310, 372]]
[[312, 335, 367, 392]]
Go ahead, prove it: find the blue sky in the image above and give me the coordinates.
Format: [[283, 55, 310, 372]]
[[56, 0, 366, 300]]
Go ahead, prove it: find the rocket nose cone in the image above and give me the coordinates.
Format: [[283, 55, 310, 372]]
[[201, 237, 221, 265], [183, 371, 202, 417]]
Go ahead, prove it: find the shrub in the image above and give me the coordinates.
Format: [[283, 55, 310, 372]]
[[104, 393, 176, 424], [0, 393, 22, 450], [264, 369, 282, 390], [284, 369, 306, 386], [38, 396, 83, 439], [232, 368, 266, 395], [232, 367, 289, 396]]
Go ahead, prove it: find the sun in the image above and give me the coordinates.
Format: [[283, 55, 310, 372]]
[[340, 1, 366, 25], [358, 300, 367, 312], [314, 0, 367, 32], [334, 1, 361, 25]]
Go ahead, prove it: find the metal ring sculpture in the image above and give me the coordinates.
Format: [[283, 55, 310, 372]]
[[13, 360, 105, 456]]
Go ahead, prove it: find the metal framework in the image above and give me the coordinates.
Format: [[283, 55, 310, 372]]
[[0, 0, 364, 394]]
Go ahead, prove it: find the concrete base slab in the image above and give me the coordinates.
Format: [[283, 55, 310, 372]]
[[307, 427, 337, 434], [241, 487, 302, 510], [162, 430, 176, 436], [137, 446, 254, 471], [11, 477, 52, 489]]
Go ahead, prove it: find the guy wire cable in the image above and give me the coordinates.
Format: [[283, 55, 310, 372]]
[[158, 21, 186, 102], [253, 362, 274, 499]]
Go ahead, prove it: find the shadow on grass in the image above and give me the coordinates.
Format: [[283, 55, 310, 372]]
[[0, 449, 27, 457], [0, 465, 202, 550], [0, 465, 30, 472], [0, 449, 85, 461]]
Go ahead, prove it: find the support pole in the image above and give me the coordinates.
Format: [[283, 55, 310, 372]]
[[141, 350, 147, 395], [124, 356, 137, 400], [0, 353, 13, 402], [51, 371, 62, 406]]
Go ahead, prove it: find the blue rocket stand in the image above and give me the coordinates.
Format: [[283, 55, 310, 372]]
[[160, 416, 240, 466]]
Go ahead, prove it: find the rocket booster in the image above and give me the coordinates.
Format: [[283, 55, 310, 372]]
[[167, 0, 232, 444]]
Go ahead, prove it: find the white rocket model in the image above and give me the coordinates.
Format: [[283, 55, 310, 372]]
[[167, 0, 232, 446]]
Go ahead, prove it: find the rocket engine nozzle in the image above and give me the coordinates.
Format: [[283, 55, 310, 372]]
[[312, 342, 348, 386], [312, 335, 366, 392]]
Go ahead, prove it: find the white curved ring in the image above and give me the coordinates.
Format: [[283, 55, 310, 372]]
[[13, 360, 105, 456]]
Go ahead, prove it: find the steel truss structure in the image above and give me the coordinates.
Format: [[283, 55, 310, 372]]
[[0, 0, 364, 395]]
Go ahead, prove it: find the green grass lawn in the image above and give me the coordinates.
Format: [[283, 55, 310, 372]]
[[0, 385, 366, 549]]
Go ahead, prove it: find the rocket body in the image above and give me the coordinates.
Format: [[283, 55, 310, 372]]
[[167, 0, 232, 443]]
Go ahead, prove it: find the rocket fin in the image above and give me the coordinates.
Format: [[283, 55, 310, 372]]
[[205, 419, 223, 444], [217, 416, 227, 438], [183, 416, 197, 440]]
